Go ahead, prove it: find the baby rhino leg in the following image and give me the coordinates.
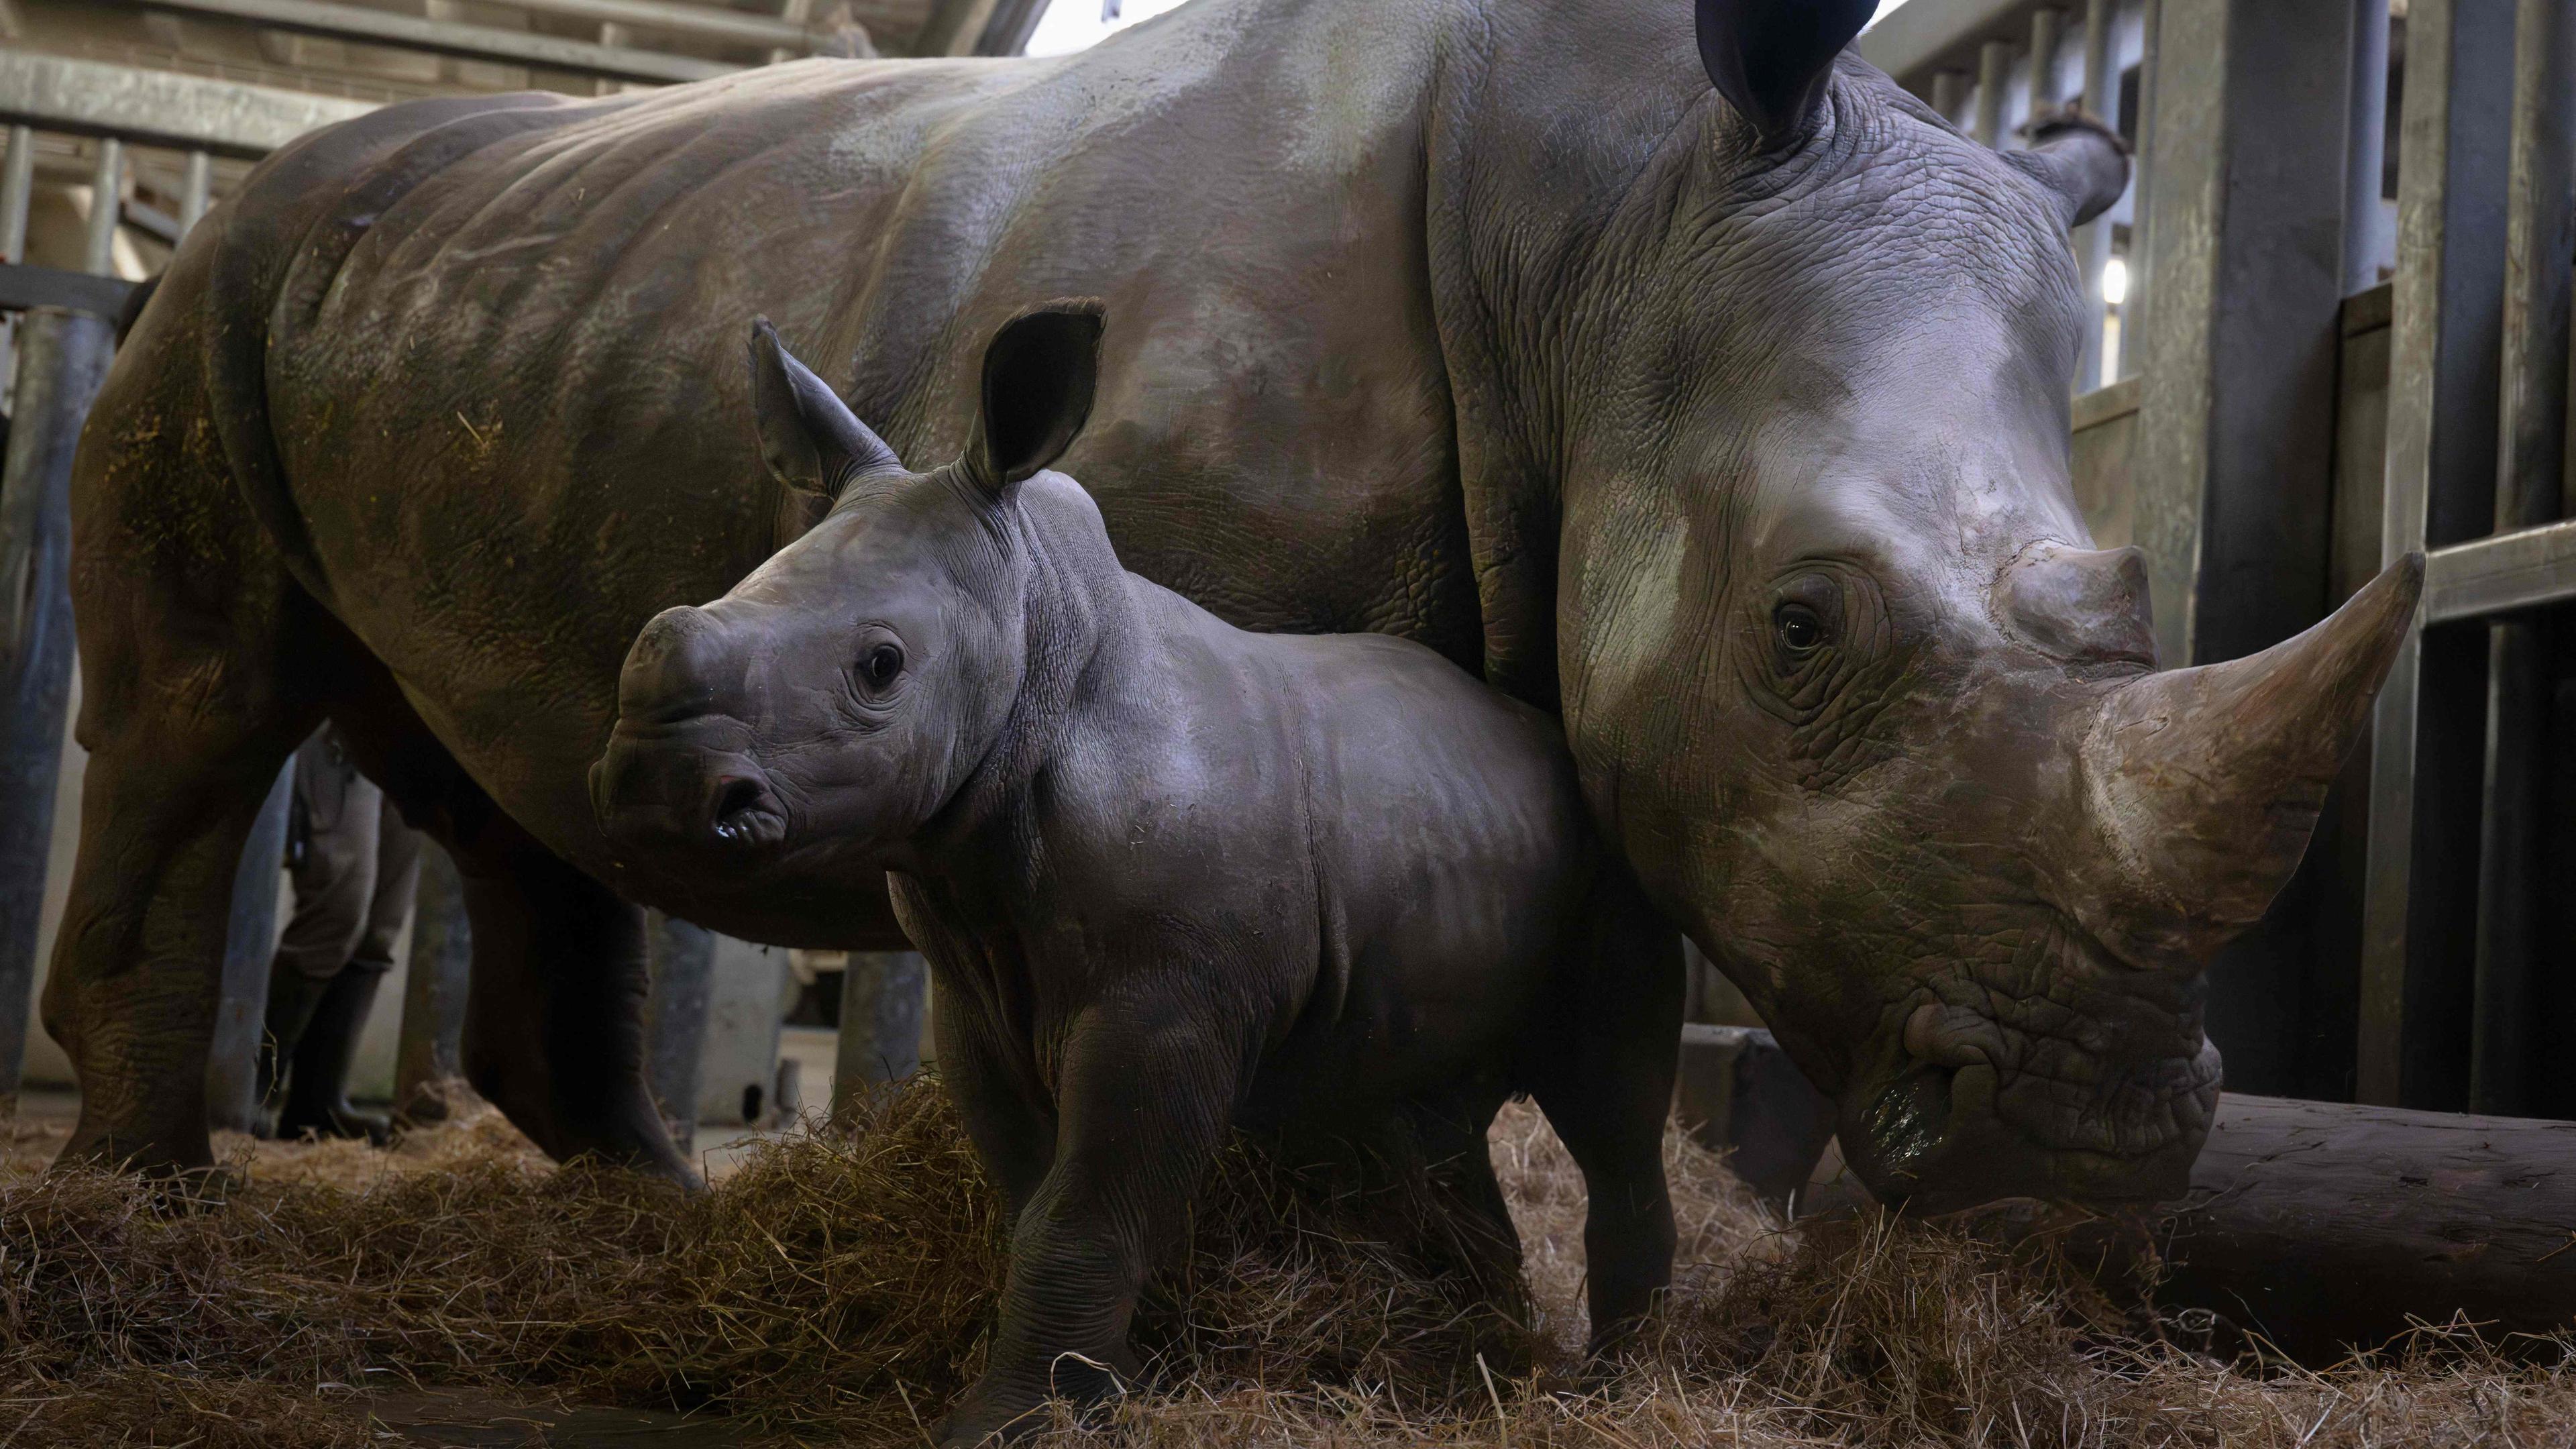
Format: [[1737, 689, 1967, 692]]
[[1521, 866, 1684, 1352], [936, 984, 1245, 1447]]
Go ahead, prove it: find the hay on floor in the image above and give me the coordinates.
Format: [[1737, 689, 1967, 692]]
[[2, 1081, 2571, 1448]]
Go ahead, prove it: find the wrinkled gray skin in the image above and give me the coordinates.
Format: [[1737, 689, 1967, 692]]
[[598, 305, 1682, 1440], [54, 0, 2414, 1207]]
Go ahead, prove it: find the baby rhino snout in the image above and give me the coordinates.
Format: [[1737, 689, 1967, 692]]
[[591, 606, 790, 857]]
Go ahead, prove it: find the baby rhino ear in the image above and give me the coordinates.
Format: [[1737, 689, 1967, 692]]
[[747, 317, 902, 496], [964, 299, 1104, 498]]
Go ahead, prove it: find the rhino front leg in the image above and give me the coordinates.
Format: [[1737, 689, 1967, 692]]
[[936, 988, 1243, 1446], [932, 987, 1057, 1224], [1520, 867, 1683, 1352]]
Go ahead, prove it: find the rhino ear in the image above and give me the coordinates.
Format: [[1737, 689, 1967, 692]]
[[1695, 0, 1877, 149], [2006, 110, 2133, 228], [963, 299, 1104, 498], [747, 317, 902, 496]]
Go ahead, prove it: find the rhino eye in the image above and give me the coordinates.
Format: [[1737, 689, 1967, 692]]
[[1774, 602, 1827, 656], [861, 643, 904, 688]]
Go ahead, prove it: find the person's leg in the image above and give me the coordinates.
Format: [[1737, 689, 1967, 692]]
[[256, 731, 377, 1128], [276, 802, 421, 1142]]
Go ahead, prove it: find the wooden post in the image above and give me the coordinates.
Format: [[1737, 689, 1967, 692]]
[[2359, 0, 2516, 1109], [1973, 38, 2013, 146], [0, 307, 113, 1114], [2132, 0, 2365, 1094], [2468, 0, 2574, 1116], [2073, 0, 2122, 393]]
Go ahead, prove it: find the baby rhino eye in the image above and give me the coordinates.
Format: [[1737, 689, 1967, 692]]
[[861, 643, 904, 688]]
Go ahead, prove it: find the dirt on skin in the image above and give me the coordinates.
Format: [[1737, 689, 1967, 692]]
[[3, 1083, 2573, 1448]]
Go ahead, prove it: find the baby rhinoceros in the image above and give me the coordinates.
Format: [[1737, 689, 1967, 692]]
[[590, 303, 1684, 1443]]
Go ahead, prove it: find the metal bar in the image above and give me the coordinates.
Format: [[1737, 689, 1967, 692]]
[[206, 761, 294, 1133], [2074, 0, 2121, 392], [487, 0, 819, 51], [2120, 0, 2161, 378], [0, 52, 375, 160], [2343, 0, 2392, 293], [392, 839, 471, 1122], [644, 911, 713, 1154], [1931, 68, 1970, 125], [831, 951, 926, 1122], [80, 139, 121, 278], [0, 127, 30, 264], [2358, 0, 2518, 1109], [2422, 520, 2576, 624], [123, 0, 732, 85], [0, 264, 136, 319], [2469, 0, 2576, 1115], [1974, 38, 2014, 146], [177, 150, 212, 240], [0, 308, 115, 1114]]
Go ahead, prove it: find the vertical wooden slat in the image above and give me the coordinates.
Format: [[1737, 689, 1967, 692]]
[[0, 127, 32, 264], [2030, 7, 2066, 121], [1932, 68, 1969, 128], [2132, 0, 2363, 1091], [2359, 0, 2517, 1109], [2121, 0, 2162, 379], [2469, 0, 2575, 1115], [2343, 0, 2392, 294], [2075, 0, 2123, 393], [1975, 39, 2015, 146]]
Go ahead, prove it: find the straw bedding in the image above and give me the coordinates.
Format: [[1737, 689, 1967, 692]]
[[2, 1083, 2571, 1448]]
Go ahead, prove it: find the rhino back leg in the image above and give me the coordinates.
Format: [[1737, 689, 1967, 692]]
[[326, 663, 694, 1185], [42, 275, 331, 1176], [1515, 863, 1683, 1352]]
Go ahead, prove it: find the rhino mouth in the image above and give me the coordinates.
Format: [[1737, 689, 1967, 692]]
[[1836, 927, 2222, 1210]]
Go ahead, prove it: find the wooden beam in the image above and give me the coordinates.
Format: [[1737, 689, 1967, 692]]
[[121, 0, 733, 85], [0, 51, 374, 159]]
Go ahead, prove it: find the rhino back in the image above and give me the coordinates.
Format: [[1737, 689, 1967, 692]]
[[229, 0, 1466, 875]]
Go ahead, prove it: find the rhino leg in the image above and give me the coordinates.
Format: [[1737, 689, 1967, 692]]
[[447, 819, 696, 1186], [1519, 867, 1683, 1353], [930, 980, 1056, 1225], [936, 988, 1240, 1446], [43, 302, 327, 1177]]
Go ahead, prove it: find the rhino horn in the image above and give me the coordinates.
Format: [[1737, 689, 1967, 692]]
[[2078, 553, 2423, 955]]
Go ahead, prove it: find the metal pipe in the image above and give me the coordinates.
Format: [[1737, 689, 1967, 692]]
[[644, 910, 714, 1153], [2343, 0, 2393, 293], [1974, 38, 2014, 146], [0, 127, 32, 264], [0, 307, 115, 1114], [177, 150, 213, 239], [80, 137, 121, 276], [2074, 0, 2123, 392], [833, 951, 926, 1124]]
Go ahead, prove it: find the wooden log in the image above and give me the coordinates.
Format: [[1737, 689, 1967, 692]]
[[1793, 1091, 2576, 1361], [2129, 1093, 2576, 1360]]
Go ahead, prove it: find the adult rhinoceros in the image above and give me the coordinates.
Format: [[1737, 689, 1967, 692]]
[[54, 0, 2414, 1207]]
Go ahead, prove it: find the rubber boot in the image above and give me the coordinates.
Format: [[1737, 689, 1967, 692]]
[[252, 968, 338, 1139], [275, 968, 394, 1146]]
